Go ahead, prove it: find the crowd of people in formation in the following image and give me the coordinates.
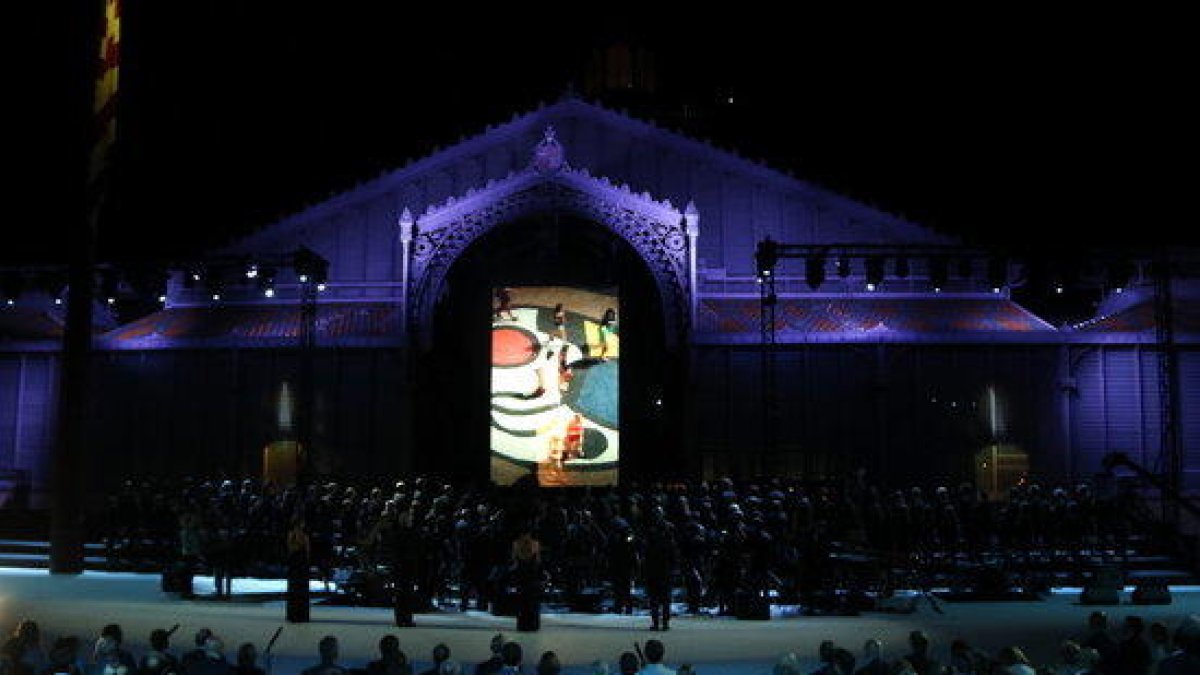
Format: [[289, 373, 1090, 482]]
[[101, 473, 1139, 615], [2, 613, 1198, 675]]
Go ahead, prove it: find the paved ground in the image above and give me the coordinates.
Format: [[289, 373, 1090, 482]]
[[1, 568, 1196, 675]]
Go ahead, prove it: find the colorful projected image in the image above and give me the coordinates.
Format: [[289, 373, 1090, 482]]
[[490, 286, 619, 486]]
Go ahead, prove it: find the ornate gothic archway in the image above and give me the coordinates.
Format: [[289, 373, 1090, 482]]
[[401, 127, 698, 347]]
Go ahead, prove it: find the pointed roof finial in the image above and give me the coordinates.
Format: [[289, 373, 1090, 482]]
[[399, 207, 415, 243], [684, 200, 700, 237], [531, 125, 565, 173]]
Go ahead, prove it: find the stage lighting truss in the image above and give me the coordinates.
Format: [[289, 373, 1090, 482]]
[[805, 255, 826, 290], [162, 248, 329, 305], [864, 256, 886, 290], [748, 241, 1037, 296], [755, 237, 780, 280]]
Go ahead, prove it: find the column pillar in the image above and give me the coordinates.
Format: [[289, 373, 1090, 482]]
[[684, 201, 700, 331], [399, 207, 414, 339]]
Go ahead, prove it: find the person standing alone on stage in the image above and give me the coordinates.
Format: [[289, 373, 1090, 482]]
[[511, 528, 542, 632], [644, 511, 678, 631]]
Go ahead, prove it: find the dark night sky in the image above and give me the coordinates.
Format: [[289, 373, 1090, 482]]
[[15, 5, 1187, 266]]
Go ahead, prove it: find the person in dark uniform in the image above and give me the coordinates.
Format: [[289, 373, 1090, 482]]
[[390, 510, 419, 628], [609, 519, 637, 615], [712, 528, 742, 616], [206, 523, 234, 599], [511, 528, 542, 632], [643, 516, 678, 631], [679, 518, 708, 615], [285, 516, 311, 622]]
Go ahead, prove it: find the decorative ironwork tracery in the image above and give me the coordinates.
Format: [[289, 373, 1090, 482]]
[[408, 169, 690, 345]]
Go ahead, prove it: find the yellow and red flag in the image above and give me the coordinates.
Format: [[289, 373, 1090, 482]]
[[87, 0, 121, 191]]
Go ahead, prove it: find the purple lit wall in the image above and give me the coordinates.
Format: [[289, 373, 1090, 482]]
[[79, 349, 408, 496], [0, 354, 58, 507], [691, 344, 1062, 483], [1069, 347, 1200, 489]]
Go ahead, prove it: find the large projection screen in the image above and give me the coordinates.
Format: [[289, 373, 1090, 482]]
[[490, 286, 619, 486]]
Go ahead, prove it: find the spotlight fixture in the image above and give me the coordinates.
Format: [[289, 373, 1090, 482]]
[[316, 283, 327, 292], [54, 297, 63, 306], [987, 257, 1008, 291], [246, 264, 258, 279], [865, 256, 885, 289], [158, 295, 167, 303], [866, 283, 877, 292], [204, 269, 226, 302], [107, 297, 115, 305], [293, 246, 329, 285], [1106, 260, 1135, 293], [754, 237, 779, 279], [805, 255, 826, 291], [256, 268, 277, 298], [928, 256, 949, 292], [1, 275, 24, 305]]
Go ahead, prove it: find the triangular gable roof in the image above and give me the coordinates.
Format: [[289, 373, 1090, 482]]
[[228, 96, 948, 255]]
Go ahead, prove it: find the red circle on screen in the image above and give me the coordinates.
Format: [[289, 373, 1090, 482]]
[[492, 326, 538, 367]]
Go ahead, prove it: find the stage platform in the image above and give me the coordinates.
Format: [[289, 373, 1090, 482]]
[[1, 568, 1197, 675]]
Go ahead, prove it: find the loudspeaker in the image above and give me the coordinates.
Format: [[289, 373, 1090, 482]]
[[734, 591, 770, 620], [1131, 582, 1172, 605], [973, 565, 1010, 596], [567, 588, 604, 613], [1080, 585, 1120, 605], [491, 588, 518, 617], [161, 562, 191, 594], [1080, 566, 1122, 605]]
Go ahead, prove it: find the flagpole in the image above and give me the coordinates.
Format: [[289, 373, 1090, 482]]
[[51, 0, 120, 574]]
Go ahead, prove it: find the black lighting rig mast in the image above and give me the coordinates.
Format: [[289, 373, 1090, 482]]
[[287, 245, 328, 623], [754, 238, 780, 471], [1151, 250, 1182, 526]]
